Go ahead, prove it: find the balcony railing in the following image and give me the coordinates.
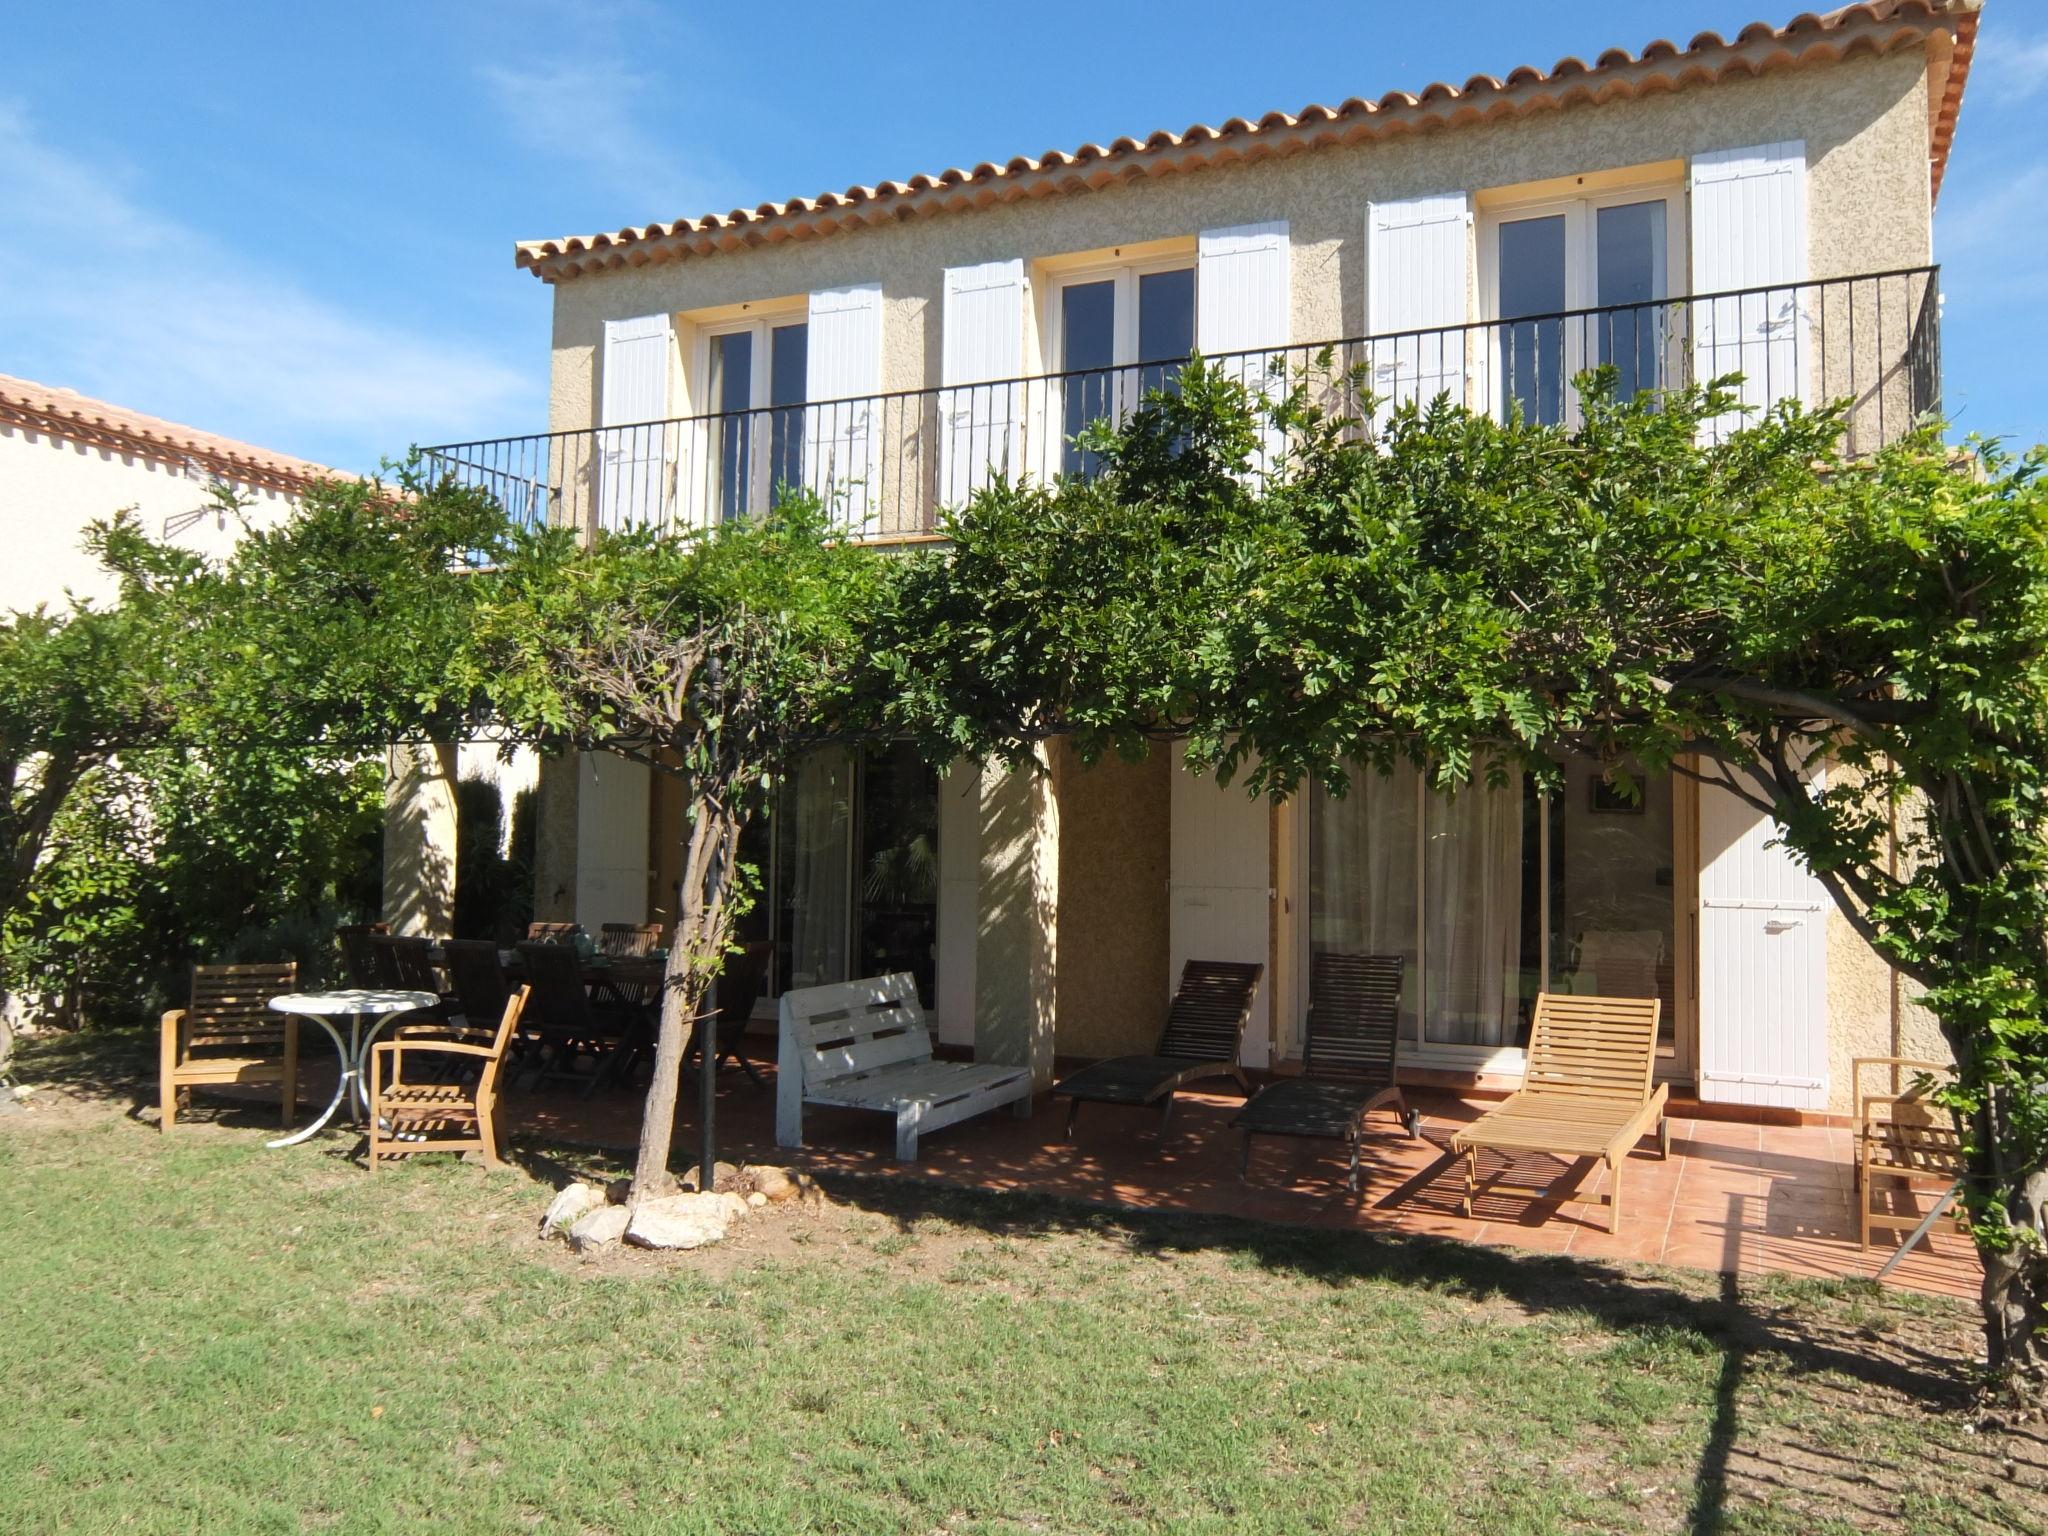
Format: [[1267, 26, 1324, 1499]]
[[422, 266, 1939, 542]]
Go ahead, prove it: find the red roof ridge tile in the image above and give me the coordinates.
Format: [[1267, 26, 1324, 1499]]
[[0, 372, 350, 498], [515, 0, 1979, 283]]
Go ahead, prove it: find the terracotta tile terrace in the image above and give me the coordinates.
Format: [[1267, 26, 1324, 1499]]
[[501, 1066, 1977, 1303]]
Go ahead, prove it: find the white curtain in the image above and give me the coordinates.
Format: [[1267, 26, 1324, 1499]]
[[784, 750, 851, 990], [1309, 763, 1421, 1037], [1424, 768, 1526, 1047]]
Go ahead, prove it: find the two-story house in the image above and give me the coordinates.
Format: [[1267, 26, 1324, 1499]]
[[416, 1, 1979, 1116]]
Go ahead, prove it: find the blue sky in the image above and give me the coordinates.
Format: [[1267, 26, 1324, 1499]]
[[2, 0, 2042, 474]]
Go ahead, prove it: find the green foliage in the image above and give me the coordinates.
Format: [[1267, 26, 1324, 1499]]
[[887, 357, 2048, 1371], [2, 747, 383, 1021], [0, 473, 506, 1024]]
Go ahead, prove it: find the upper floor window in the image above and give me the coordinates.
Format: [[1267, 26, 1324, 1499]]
[[701, 314, 808, 520], [1047, 257, 1196, 475], [1481, 183, 1682, 424]]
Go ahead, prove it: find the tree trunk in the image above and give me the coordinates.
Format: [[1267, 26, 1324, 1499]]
[[629, 796, 741, 1203], [1978, 1155, 2048, 1407]]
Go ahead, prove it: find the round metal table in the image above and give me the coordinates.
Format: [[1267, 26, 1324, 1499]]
[[265, 989, 439, 1149]]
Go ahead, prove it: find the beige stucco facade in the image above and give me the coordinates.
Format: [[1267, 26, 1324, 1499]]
[[490, 21, 1971, 1119], [540, 50, 1935, 442]]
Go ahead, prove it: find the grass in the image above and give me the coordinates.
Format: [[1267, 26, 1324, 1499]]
[[2, 1034, 2044, 1535]]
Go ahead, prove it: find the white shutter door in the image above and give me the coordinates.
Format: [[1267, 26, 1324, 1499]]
[[1697, 768, 1829, 1109], [575, 751, 651, 928], [934, 759, 981, 1046], [804, 282, 884, 529], [1198, 220, 1290, 475], [939, 259, 1027, 508], [599, 315, 674, 530], [1169, 742, 1272, 1067], [1366, 193, 1470, 422], [1689, 141, 1808, 437]]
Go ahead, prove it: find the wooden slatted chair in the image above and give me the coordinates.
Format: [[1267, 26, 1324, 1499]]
[[1052, 960, 1264, 1137], [368, 987, 529, 1170], [1233, 952, 1415, 1191], [1449, 992, 1668, 1232], [337, 922, 389, 988], [158, 961, 300, 1132], [1853, 1056, 1967, 1251], [364, 934, 405, 989], [598, 922, 663, 958], [517, 940, 647, 1096], [688, 940, 770, 1090], [525, 921, 582, 944]]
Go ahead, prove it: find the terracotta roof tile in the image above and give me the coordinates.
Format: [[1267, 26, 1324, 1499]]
[[0, 373, 348, 498], [516, 1, 1979, 284]]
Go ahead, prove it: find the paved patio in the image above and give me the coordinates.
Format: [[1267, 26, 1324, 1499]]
[[503, 1062, 1977, 1302]]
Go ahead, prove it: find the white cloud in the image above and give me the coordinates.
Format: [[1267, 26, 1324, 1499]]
[[472, 11, 736, 227], [1937, 160, 2048, 303], [477, 57, 723, 221], [1975, 32, 2048, 105], [0, 101, 537, 474]]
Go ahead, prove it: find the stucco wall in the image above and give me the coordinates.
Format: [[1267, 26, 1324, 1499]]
[[0, 424, 297, 612], [543, 50, 1932, 435], [1052, 745, 1172, 1059]]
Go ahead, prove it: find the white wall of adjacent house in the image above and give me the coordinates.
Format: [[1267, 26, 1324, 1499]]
[[0, 421, 298, 614]]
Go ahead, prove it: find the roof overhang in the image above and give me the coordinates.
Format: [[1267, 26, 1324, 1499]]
[[515, 1, 1980, 285]]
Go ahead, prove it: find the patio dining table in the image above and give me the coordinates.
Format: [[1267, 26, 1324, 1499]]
[[264, 988, 440, 1149]]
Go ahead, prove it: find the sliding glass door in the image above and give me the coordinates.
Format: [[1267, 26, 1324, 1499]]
[[1308, 759, 1677, 1064], [734, 745, 941, 1007]]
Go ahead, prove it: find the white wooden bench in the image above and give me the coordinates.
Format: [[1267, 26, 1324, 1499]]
[[776, 973, 1033, 1160]]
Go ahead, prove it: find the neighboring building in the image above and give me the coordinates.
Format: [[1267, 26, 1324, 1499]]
[[0, 372, 342, 613], [419, 1, 1979, 1114]]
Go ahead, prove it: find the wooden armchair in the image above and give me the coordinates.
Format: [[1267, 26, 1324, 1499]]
[[1854, 1056, 1967, 1251], [368, 987, 529, 1170], [159, 961, 300, 1132]]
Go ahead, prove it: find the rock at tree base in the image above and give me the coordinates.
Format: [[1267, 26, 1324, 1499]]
[[625, 1192, 749, 1250], [567, 1205, 629, 1253], [679, 1161, 741, 1193], [541, 1183, 604, 1235], [744, 1165, 802, 1203]]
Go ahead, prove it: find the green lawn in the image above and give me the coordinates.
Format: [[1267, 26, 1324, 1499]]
[[2, 1037, 2042, 1535]]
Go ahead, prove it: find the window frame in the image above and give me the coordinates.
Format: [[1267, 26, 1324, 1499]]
[[690, 306, 810, 519], [1477, 179, 1686, 425]]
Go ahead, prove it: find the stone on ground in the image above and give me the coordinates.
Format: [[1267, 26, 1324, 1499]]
[[541, 1182, 605, 1235], [566, 1204, 629, 1253], [680, 1161, 742, 1194], [625, 1191, 749, 1250]]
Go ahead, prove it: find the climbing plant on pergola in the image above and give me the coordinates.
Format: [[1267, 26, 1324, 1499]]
[[879, 362, 2048, 1400]]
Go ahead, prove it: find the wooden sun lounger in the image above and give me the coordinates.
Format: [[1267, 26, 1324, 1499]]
[[1450, 993, 1669, 1231], [1052, 960, 1263, 1137], [1234, 951, 1416, 1191], [777, 973, 1032, 1161]]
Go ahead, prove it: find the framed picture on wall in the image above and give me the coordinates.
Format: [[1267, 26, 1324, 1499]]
[[1589, 776, 1646, 814]]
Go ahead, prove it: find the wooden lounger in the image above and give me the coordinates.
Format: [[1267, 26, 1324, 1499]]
[[1450, 993, 1669, 1231], [777, 973, 1032, 1161], [1234, 951, 1415, 1191], [1052, 960, 1263, 1137]]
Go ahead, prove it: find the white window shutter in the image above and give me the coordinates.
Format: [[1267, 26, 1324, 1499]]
[[1365, 193, 1470, 423], [598, 314, 674, 530], [1689, 141, 1808, 435], [939, 259, 1027, 508], [803, 282, 884, 529], [1198, 220, 1290, 474]]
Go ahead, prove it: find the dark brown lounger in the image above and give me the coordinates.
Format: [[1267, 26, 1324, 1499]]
[[1053, 959, 1263, 1136], [1234, 951, 1417, 1191]]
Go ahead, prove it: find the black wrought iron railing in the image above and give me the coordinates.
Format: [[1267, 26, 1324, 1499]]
[[422, 266, 1939, 542]]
